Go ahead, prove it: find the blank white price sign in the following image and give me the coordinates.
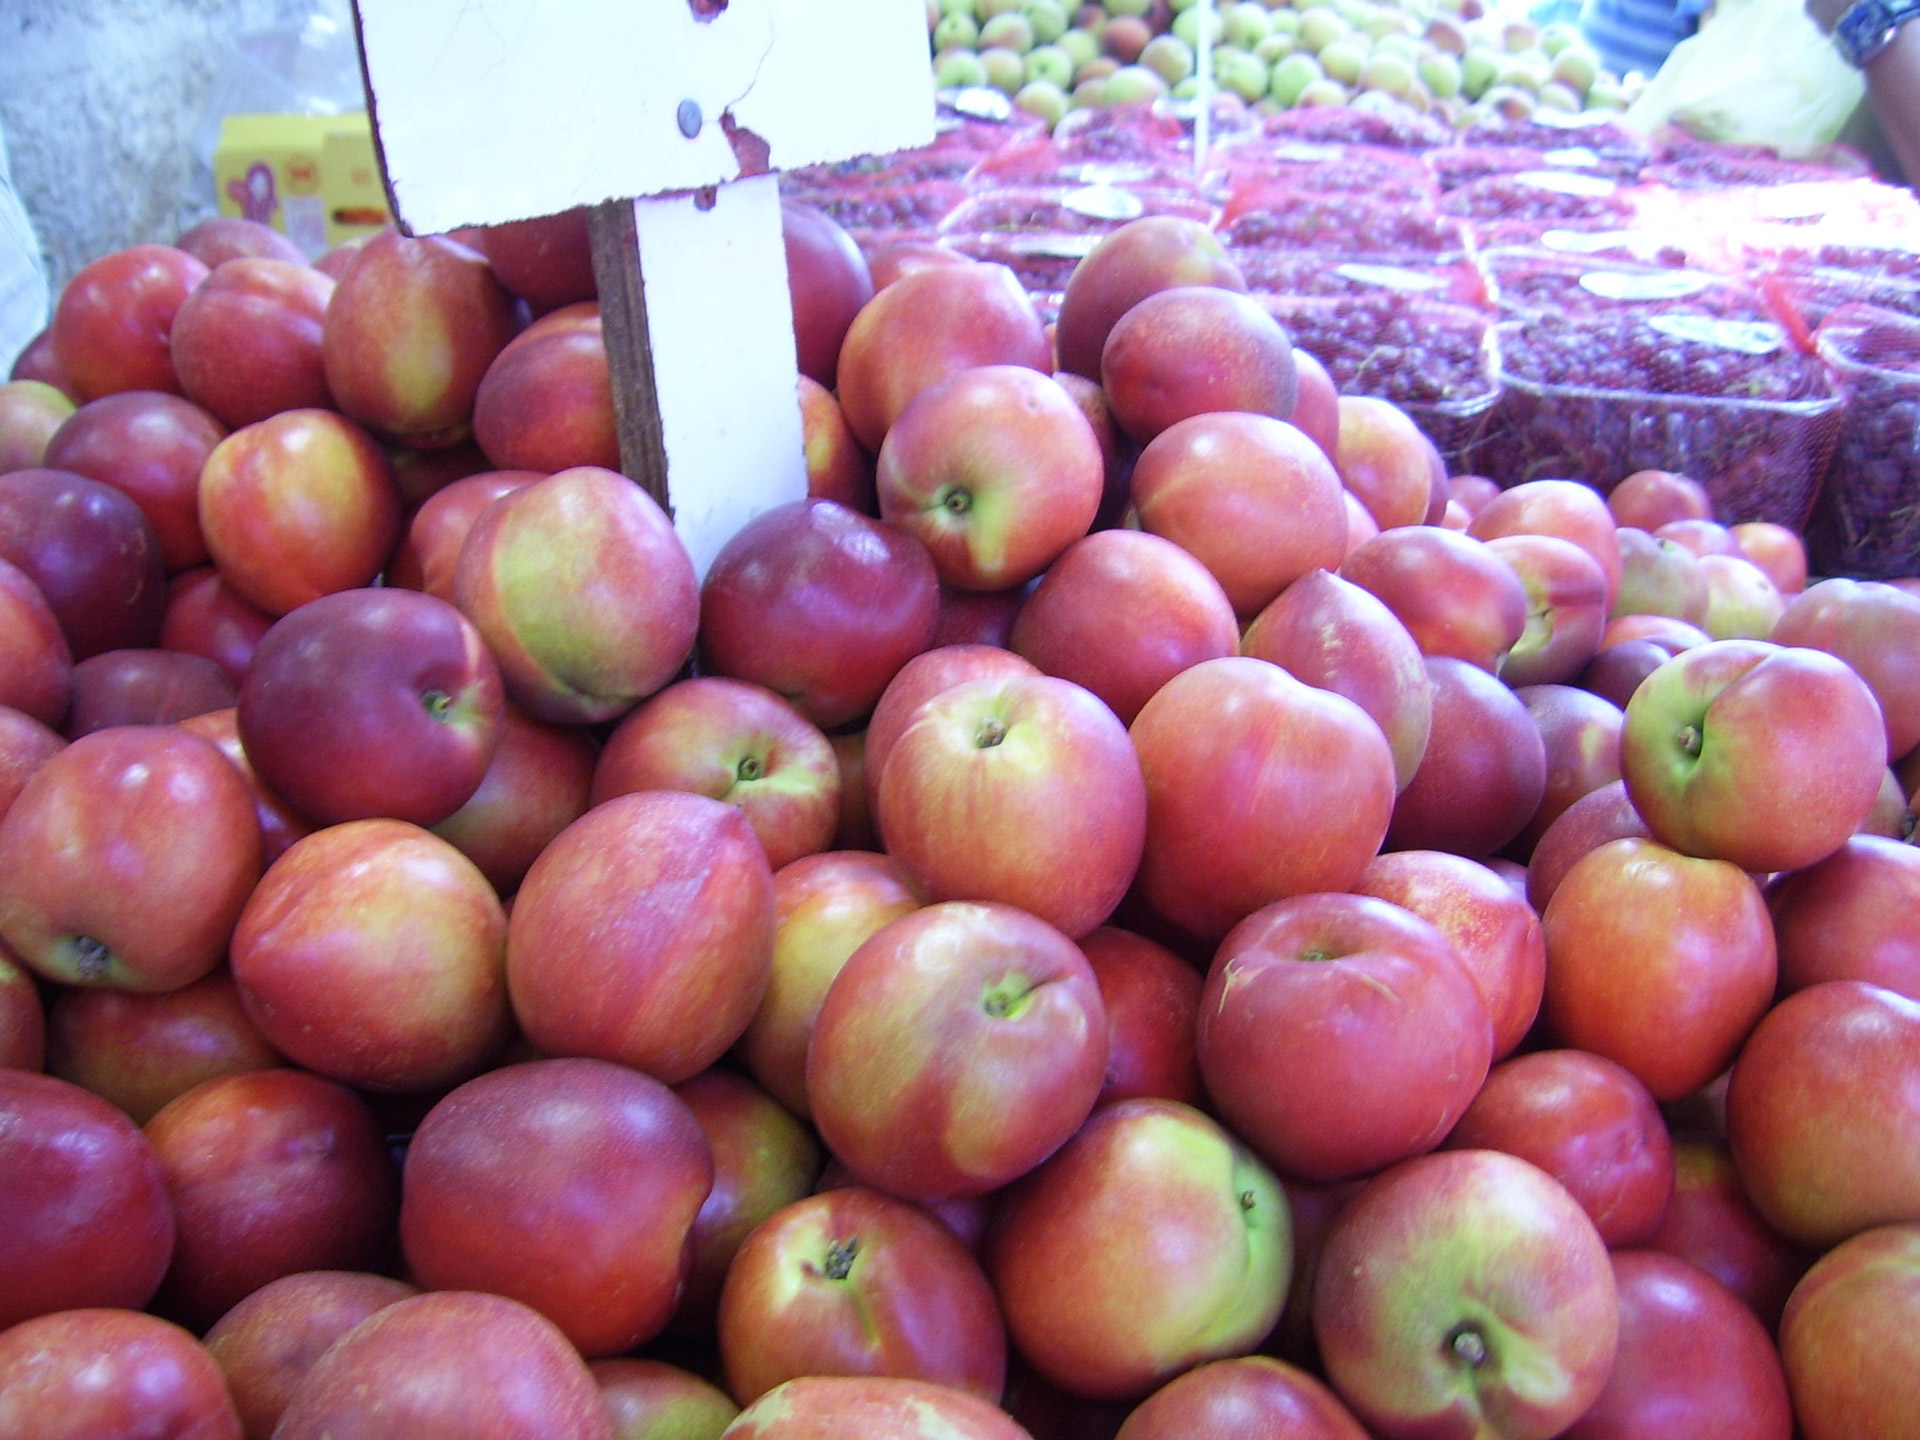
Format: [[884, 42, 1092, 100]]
[[354, 0, 935, 575]]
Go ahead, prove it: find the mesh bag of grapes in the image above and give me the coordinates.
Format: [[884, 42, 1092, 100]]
[[777, 181, 967, 252], [1496, 225, 1694, 269], [1216, 187, 1472, 262], [1216, 143, 1439, 203], [1260, 292, 1501, 468], [939, 185, 1215, 240], [786, 93, 1043, 194], [1425, 144, 1646, 194], [1259, 100, 1455, 153], [1760, 267, 1920, 338], [1641, 129, 1874, 190], [1807, 304, 1920, 579], [937, 230, 1086, 324], [1704, 183, 1920, 276], [1448, 111, 1653, 170], [1482, 248, 1776, 325], [1481, 312, 1843, 527], [969, 102, 1199, 191], [1234, 251, 1488, 309], [940, 185, 1218, 321], [1440, 170, 1643, 247]]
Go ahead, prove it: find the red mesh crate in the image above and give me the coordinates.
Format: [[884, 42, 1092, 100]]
[[1235, 251, 1489, 309], [969, 102, 1200, 190], [1217, 142, 1438, 202], [1807, 305, 1920, 579], [1487, 225, 1695, 269], [1217, 187, 1471, 260], [1483, 248, 1775, 325], [1645, 130, 1874, 190], [777, 181, 966, 245], [1479, 315, 1842, 527], [1439, 170, 1640, 231], [938, 184, 1215, 238], [1425, 143, 1644, 192], [1451, 113, 1652, 168], [1735, 223, 1920, 283], [1760, 266, 1920, 337], [1258, 100, 1455, 152], [938, 230, 1095, 317], [1259, 292, 1501, 465]]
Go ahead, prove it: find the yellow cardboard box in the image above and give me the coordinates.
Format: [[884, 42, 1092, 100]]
[[213, 112, 391, 258]]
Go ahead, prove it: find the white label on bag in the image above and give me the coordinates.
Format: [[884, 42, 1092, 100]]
[[950, 86, 1013, 121], [1539, 227, 1638, 254], [1541, 146, 1603, 168], [1336, 262, 1445, 292], [1579, 270, 1715, 301], [1076, 163, 1159, 187], [1530, 108, 1613, 129], [1648, 314, 1786, 354], [1007, 233, 1103, 258], [1063, 185, 1145, 221], [1516, 169, 1619, 197]]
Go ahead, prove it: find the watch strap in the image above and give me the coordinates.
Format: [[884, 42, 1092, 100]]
[[1834, 0, 1920, 66]]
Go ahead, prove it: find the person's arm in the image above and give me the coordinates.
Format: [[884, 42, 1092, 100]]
[[1866, 21, 1920, 184], [1810, 0, 1920, 183]]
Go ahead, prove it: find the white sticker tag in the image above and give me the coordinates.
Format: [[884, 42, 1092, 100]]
[[1539, 227, 1637, 254], [1647, 314, 1786, 354], [1062, 185, 1146, 221], [1579, 270, 1715, 301], [949, 86, 1013, 121], [1335, 262, 1445, 292], [1746, 184, 1837, 221], [1075, 163, 1160, 187], [1273, 143, 1343, 162], [1007, 232, 1103, 258], [1516, 169, 1619, 197], [1530, 108, 1609, 129]]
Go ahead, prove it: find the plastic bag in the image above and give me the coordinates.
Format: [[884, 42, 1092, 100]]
[[1621, 0, 1866, 157], [180, 0, 369, 235], [0, 121, 50, 372]]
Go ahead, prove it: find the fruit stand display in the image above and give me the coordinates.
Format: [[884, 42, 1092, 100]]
[[6, 1, 1920, 1438]]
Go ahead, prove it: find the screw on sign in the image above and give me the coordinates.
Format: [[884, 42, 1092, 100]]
[[350, 0, 934, 578]]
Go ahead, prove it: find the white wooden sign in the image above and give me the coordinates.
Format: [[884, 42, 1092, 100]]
[[353, 0, 936, 575]]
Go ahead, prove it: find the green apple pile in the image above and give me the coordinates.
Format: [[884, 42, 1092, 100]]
[[924, 0, 1643, 132]]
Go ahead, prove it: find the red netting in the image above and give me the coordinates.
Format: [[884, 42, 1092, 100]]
[[1259, 293, 1501, 465], [1807, 305, 1920, 578], [1477, 316, 1842, 527]]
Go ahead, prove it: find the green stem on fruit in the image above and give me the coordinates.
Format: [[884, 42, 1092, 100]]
[[421, 688, 452, 722], [72, 936, 111, 982], [941, 486, 973, 516], [1677, 724, 1703, 757], [982, 974, 1031, 1019], [975, 717, 1007, 750], [736, 754, 765, 783], [1239, 1190, 1257, 1212], [822, 1238, 859, 1281]]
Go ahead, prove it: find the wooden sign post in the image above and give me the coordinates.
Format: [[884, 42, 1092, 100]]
[[352, 0, 935, 576]]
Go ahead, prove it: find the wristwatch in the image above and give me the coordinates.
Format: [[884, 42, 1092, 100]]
[[1832, 0, 1920, 66]]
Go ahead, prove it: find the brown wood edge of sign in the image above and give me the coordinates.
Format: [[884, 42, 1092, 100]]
[[347, 6, 671, 514], [588, 199, 673, 515]]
